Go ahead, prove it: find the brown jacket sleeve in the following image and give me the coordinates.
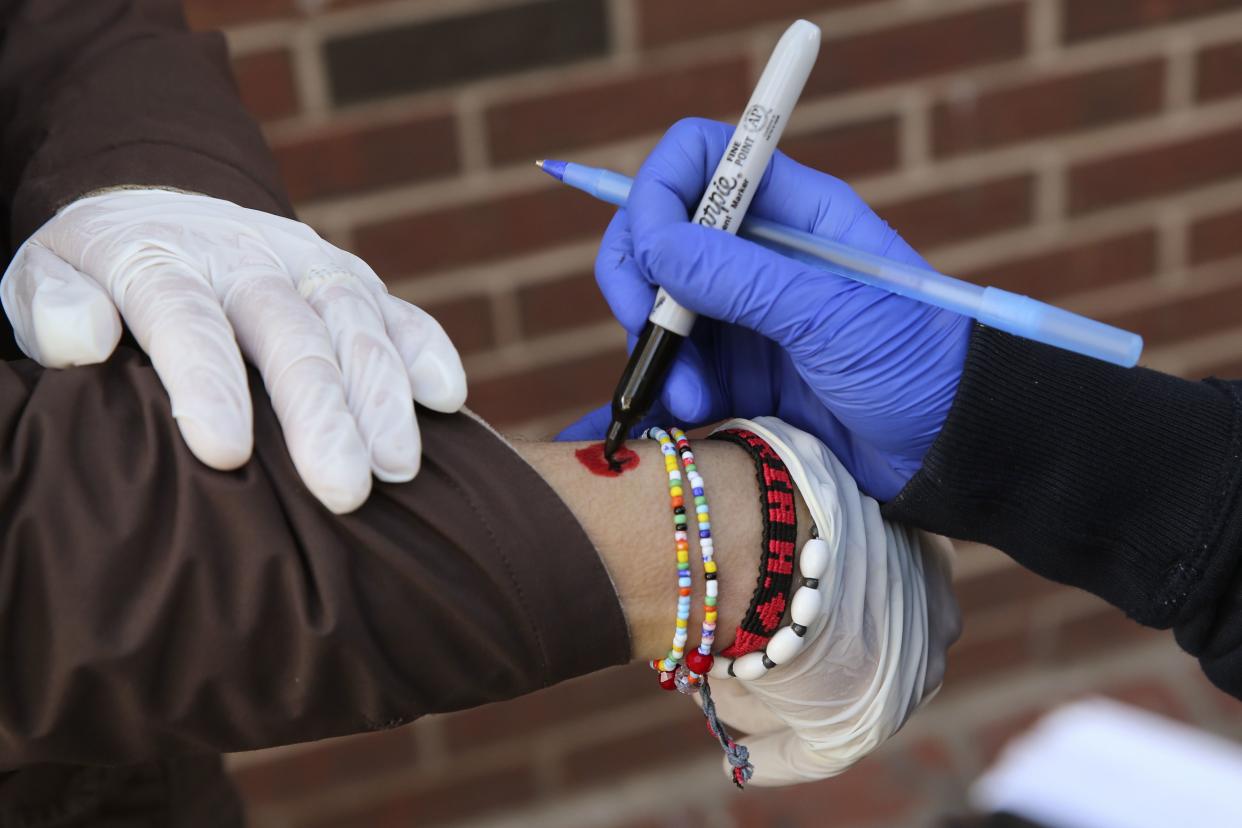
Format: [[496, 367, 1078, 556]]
[[0, 0, 293, 251], [0, 349, 630, 769]]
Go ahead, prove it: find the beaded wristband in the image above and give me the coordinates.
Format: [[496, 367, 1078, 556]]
[[645, 426, 753, 787], [645, 427, 692, 688], [709, 525, 830, 681], [706, 428, 798, 658], [670, 427, 716, 692]]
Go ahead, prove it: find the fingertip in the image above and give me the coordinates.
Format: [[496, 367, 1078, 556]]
[[33, 294, 122, 367], [3, 244, 122, 367], [409, 348, 468, 412], [367, 415, 421, 483], [175, 414, 254, 471], [299, 443, 374, 513], [318, 475, 373, 514], [376, 294, 469, 412], [660, 346, 715, 424]]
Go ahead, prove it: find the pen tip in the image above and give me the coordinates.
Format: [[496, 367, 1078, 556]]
[[534, 159, 544, 169]]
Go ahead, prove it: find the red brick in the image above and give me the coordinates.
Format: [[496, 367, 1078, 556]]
[[730, 756, 917, 827], [486, 57, 751, 165], [964, 229, 1158, 300], [1196, 353, 1242, 379], [231, 50, 300, 123], [325, 0, 608, 106], [933, 60, 1165, 157], [975, 706, 1048, 766], [354, 186, 614, 277], [942, 621, 1031, 689], [1068, 125, 1242, 214], [602, 813, 708, 828], [955, 564, 1067, 616], [1050, 603, 1162, 662], [273, 112, 459, 203], [781, 117, 901, 180], [1063, 0, 1242, 44], [184, 0, 295, 29], [422, 295, 494, 355], [637, 0, 881, 47], [1105, 279, 1242, 347], [878, 174, 1034, 250], [1102, 678, 1191, 722], [444, 663, 651, 750], [468, 348, 626, 426], [563, 707, 717, 787], [1197, 40, 1242, 101], [298, 763, 535, 828], [518, 272, 612, 337], [232, 727, 416, 805], [1190, 205, 1242, 265], [805, 5, 1027, 98]]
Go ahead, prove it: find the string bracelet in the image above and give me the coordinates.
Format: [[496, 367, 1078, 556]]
[[710, 524, 831, 681], [644, 426, 691, 689], [670, 427, 716, 693], [707, 428, 798, 658]]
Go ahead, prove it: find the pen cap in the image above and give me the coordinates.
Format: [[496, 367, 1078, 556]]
[[745, 20, 821, 132], [978, 287, 1143, 368], [649, 20, 821, 337]]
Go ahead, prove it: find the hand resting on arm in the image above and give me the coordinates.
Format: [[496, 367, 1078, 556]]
[[0, 348, 954, 788]]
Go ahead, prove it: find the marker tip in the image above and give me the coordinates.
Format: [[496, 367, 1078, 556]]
[[534, 159, 545, 169]]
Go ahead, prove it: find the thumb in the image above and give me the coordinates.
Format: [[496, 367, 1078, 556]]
[[635, 223, 856, 353], [0, 243, 122, 367]]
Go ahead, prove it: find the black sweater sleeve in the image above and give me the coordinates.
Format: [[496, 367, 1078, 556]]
[[883, 324, 1242, 698]]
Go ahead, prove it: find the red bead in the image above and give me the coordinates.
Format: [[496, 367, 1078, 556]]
[[658, 671, 677, 691], [685, 650, 714, 675]]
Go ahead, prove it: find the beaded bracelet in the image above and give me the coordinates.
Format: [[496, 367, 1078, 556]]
[[707, 428, 798, 658], [645, 426, 754, 787], [670, 427, 716, 692], [645, 426, 691, 688], [709, 525, 830, 681]]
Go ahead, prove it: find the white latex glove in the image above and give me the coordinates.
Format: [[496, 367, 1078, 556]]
[[1, 189, 466, 513], [704, 416, 960, 786]]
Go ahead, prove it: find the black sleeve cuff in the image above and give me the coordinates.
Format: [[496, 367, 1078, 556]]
[[883, 324, 1242, 630]]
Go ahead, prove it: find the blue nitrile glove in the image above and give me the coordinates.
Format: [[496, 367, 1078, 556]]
[[559, 118, 972, 501]]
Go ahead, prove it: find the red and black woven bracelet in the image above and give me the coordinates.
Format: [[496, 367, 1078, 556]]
[[708, 427, 798, 658]]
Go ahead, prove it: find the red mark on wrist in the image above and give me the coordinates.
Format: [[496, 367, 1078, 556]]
[[575, 442, 640, 477]]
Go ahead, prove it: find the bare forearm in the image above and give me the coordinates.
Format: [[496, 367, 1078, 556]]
[[515, 437, 809, 662]]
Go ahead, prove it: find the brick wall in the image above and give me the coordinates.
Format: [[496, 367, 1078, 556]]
[[195, 0, 1242, 825]]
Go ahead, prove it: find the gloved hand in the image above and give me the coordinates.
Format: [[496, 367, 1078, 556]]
[[560, 118, 972, 500], [1, 189, 466, 514], [704, 416, 959, 786]]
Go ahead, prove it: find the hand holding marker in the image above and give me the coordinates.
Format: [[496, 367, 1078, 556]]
[[537, 162, 1144, 370], [540, 19, 1142, 467], [586, 20, 822, 464]]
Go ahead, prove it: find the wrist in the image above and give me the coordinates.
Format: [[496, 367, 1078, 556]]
[[627, 438, 766, 662]]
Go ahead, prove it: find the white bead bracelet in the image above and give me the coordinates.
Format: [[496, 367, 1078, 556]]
[[710, 526, 830, 681]]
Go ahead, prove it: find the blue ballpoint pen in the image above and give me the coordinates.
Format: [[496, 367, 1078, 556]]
[[536, 158, 1144, 369]]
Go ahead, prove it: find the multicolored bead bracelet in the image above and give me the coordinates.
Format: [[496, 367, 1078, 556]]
[[645, 426, 691, 688], [644, 425, 753, 788], [670, 427, 716, 692]]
